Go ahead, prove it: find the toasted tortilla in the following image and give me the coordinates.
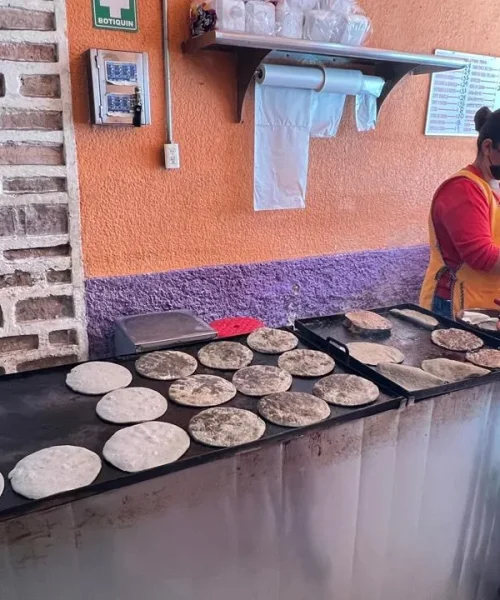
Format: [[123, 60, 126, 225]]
[[344, 310, 392, 335], [389, 308, 438, 330], [431, 328, 483, 352], [312, 374, 379, 407], [346, 342, 404, 366], [421, 358, 489, 382], [277, 349, 335, 377], [378, 363, 447, 391], [258, 392, 330, 427], [465, 348, 500, 369]]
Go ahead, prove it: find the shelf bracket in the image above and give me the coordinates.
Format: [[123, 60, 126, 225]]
[[236, 48, 270, 123], [375, 63, 416, 115]]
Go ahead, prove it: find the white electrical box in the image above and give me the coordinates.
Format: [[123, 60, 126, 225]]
[[88, 48, 151, 127]]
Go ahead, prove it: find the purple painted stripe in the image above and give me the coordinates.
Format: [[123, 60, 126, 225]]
[[85, 245, 430, 358]]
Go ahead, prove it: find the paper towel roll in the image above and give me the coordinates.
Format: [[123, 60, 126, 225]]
[[245, 1, 275, 35], [319, 68, 363, 94], [256, 64, 325, 91], [276, 4, 304, 39], [303, 10, 346, 43]]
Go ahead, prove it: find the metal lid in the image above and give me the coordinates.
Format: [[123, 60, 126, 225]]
[[115, 310, 216, 349]]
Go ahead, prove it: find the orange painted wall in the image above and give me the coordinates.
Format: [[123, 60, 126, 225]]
[[67, 0, 498, 278]]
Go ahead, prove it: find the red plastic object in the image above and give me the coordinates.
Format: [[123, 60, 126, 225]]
[[210, 317, 265, 338]]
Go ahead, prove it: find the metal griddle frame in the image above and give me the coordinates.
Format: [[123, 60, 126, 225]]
[[0, 328, 404, 523], [295, 303, 500, 402]]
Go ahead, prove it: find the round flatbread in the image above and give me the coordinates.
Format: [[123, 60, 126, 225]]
[[96, 387, 168, 424], [478, 319, 499, 332], [431, 328, 483, 352], [168, 374, 236, 407], [389, 308, 438, 330], [8, 446, 101, 500], [258, 392, 330, 427], [466, 348, 500, 369], [461, 311, 491, 325], [0, 473, 4, 499], [66, 361, 132, 395], [378, 363, 447, 391], [246, 328, 298, 354], [103, 422, 190, 473], [312, 374, 379, 407], [346, 342, 404, 366], [277, 349, 335, 377], [232, 365, 292, 396], [189, 407, 265, 447], [344, 310, 392, 334], [135, 351, 197, 381], [421, 358, 489, 382], [197, 341, 253, 370]]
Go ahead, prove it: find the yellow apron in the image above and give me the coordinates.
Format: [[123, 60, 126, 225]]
[[420, 169, 500, 317]]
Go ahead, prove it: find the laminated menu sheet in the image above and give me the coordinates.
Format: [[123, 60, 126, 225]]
[[425, 49, 500, 137]]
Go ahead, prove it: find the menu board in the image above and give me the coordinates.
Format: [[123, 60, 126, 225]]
[[425, 49, 500, 137]]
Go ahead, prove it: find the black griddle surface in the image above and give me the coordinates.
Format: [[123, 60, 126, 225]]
[[0, 332, 402, 523], [297, 303, 500, 401]]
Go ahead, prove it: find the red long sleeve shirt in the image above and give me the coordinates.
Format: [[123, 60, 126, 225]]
[[433, 165, 500, 299]]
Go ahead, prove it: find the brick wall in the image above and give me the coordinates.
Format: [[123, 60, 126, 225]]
[[0, 0, 87, 373]]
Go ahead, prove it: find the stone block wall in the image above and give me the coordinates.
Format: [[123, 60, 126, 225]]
[[0, 0, 87, 373]]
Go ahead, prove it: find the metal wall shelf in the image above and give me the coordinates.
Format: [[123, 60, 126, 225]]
[[183, 31, 466, 122]]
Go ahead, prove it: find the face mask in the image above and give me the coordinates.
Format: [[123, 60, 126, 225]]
[[490, 157, 500, 180]]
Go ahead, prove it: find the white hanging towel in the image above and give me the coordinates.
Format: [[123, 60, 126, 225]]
[[254, 83, 313, 211]]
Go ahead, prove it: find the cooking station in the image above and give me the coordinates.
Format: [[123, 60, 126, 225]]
[[0, 307, 499, 600]]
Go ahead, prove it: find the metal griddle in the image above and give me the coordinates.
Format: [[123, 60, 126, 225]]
[[296, 303, 500, 402], [0, 331, 403, 523]]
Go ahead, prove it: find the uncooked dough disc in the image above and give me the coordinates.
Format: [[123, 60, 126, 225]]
[[258, 392, 330, 427], [189, 407, 265, 448], [378, 363, 447, 391], [421, 358, 489, 382], [66, 361, 132, 395], [8, 446, 102, 500], [197, 341, 253, 370], [277, 349, 335, 377], [246, 328, 298, 354], [135, 350, 197, 381], [431, 328, 483, 352], [168, 374, 237, 407], [103, 422, 190, 473], [466, 348, 500, 369], [347, 342, 404, 366], [0, 473, 4, 499], [344, 310, 392, 334], [96, 387, 168, 424], [389, 308, 438, 330], [232, 365, 292, 396], [312, 374, 379, 407]]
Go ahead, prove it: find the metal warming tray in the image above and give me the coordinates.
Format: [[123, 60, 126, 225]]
[[113, 310, 217, 355], [0, 330, 403, 523], [296, 303, 500, 402]]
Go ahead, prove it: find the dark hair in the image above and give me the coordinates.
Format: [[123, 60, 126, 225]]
[[475, 106, 500, 151]]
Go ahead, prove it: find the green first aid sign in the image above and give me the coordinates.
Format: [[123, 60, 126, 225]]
[[92, 0, 138, 32]]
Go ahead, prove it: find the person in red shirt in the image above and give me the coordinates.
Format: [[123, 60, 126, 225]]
[[420, 106, 500, 318]]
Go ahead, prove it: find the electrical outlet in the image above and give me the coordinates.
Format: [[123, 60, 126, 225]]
[[165, 143, 180, 169]]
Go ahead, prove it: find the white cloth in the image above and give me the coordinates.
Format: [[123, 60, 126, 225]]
[[254, 85, 312, 211]]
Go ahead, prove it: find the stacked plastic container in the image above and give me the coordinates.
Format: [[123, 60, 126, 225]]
[[190, 0, 371, 44]]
